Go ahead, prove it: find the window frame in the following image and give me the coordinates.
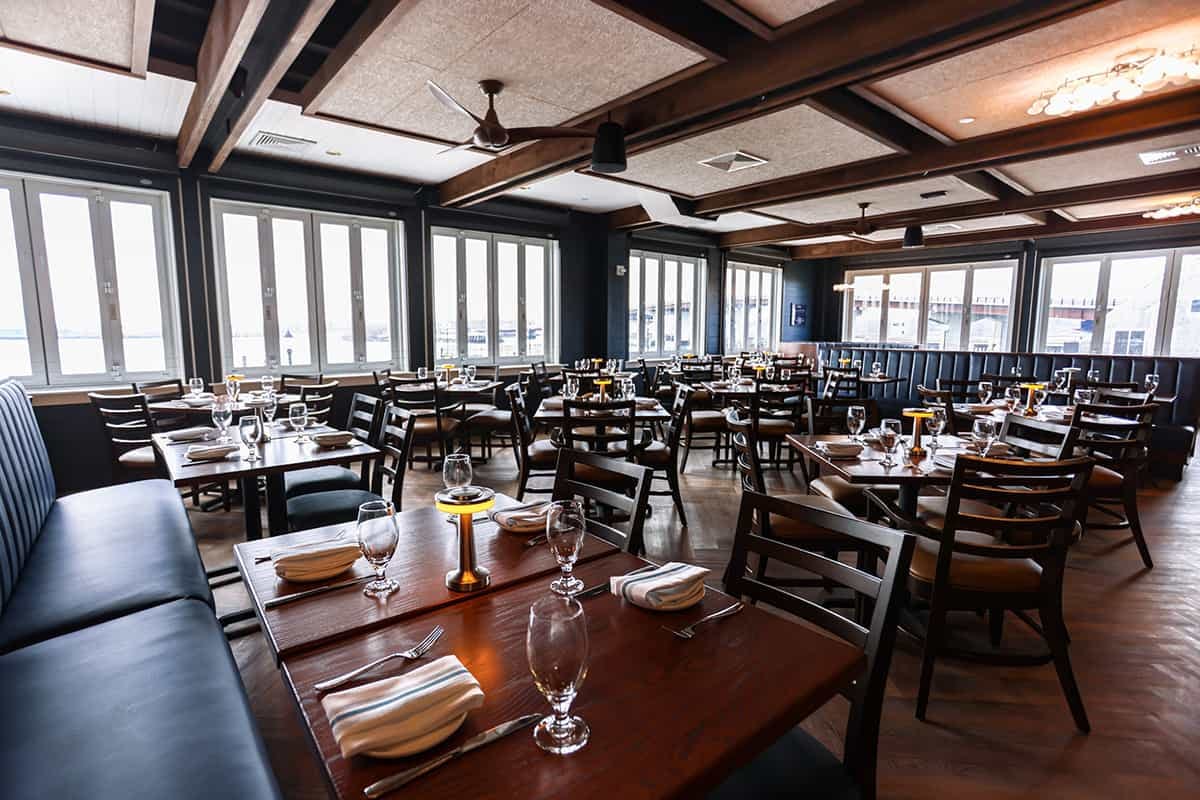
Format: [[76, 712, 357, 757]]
[[724, 260, 781, 354], [429, 225, 560, 365], [628, 248, 706, 359]]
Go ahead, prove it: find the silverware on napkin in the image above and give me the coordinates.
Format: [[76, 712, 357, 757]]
[[263, 574, 374, 609], [363, 714, 541, 797]]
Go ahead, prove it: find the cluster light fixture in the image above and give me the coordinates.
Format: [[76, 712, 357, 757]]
[[1142, 195, 1200, 220], [1027, 47, 1200, 117]]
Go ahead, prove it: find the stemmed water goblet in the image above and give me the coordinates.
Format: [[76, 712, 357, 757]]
[[442, 452, 473, 520], [977, 380, 994, 404], [927, 407, 947, 450], [545, 500, 586, 596], [1086, 368, 1101, 384], [465, 364, 477, 383], [357, 500, 399, 598], [211, 397, 232, 442], [188, 377, 205, 396], [846, 405, 867, 443], [289, 402, 310, 443], [239, 415, 263, 462], [1144, 373, 1159, 394], [527, 595, 589, 755], [871, 361, 882, 377], [260, 374, 275, 395], [1053, 370, 1067, 392], [878, 419, 901, 468], [1004, 385, 1021, 411], [972, 417, 996, 457], [225, 376, 240, 402]]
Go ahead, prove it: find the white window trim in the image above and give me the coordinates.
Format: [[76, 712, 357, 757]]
[[430, 226, 560, 365], [211, 198, 407, 376], [628, 249, 706, 358], [725, 260, 782, 353], [3, 170, 182, 388]]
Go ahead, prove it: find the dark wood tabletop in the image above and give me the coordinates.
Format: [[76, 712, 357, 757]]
[[152, 429, 378, 486], [700, 380, 806, 395], [533, 396, 670, 423], [148, 392, 301, 416], [281, 551, 864, 800], [787, 433, 965, 488], [233, 494, 620, 658]]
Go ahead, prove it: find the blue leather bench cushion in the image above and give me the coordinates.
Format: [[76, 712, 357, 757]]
[[0, 379, 56, 614], [0, 479, 213, 653], [0, 598, 281, 800]]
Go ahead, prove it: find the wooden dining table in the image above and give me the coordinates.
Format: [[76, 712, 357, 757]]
[[148, 392, 302, 418], [233, 495, 865, 799], [532, 396, 671, 424]]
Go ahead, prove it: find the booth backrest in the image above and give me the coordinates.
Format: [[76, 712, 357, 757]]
[[0, 379, 56, 612], [818, 347, 1200, 429]]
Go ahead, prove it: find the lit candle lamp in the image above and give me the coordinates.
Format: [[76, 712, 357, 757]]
[[902, 408, 934, 460], [434, 486, 496, 592], [1020, 383, 1046, 417]]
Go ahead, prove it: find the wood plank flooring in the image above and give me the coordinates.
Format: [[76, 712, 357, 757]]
[[192, 447, 1200, 799]]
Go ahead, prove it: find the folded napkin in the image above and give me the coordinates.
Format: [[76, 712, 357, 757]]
[[272, 539, 361, 582], [321, 655, 485, 759], [967, 440, 1013, 456], [312, 431, 355, 448], [167, 426, 214, 442], [182, 395, 215, 407], [817, 441, 863, 459], [542, 397, 563, 410], [933, 452, 959, 470], [635, 397, 658, 410], [966, 403, 995, 414], [489, 502, 551, 533], [184, 443, 239, 461], [611, 562, 709, 611]]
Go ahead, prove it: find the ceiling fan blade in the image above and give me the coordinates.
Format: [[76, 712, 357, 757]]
[[503, 126, 594, 145], [437, 140, 477, 156], [426, 80, 484, 125]]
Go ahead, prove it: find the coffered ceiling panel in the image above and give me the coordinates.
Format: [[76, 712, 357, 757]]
[[862, 213, 1044, 242], [1001, 130, 1200, 191], [759, 176, 994, 224], [311, 0, 704, 143], [1064, 192, 1200, 220], [727, 0, 841, 28], [781, 235, 852, 245], [868, 0, 1200, 140], [0, 0, 136, 69], [615, 105, 894, 197]]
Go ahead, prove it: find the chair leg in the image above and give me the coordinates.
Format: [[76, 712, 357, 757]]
[[1123, 479, 1153, 569], [915, 600, 948, 721], [680, 429, 692, 475], [666, 466, 688, 527], [1041, 599, 1091, 733], [989, 608, 1005, 647]]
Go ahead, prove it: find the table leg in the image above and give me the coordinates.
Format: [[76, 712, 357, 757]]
[[266, 473, 287, 536], [241, 476, 262, 540], [896, 483, 919, 517]]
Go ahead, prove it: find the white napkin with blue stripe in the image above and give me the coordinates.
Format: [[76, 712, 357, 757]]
[[271, 540, 361, 582], [320, 655, 485, 759], [610, 562, 709, 611]]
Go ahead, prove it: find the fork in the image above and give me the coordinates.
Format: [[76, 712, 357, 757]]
[[314, 626, 445, 693], [662, 602, 745, 640]]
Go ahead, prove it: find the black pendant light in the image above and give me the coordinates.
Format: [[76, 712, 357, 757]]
[[902, 224, 924, 248], [591, 119, 626, 173]]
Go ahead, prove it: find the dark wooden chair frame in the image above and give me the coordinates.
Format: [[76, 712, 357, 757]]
[[551, 448, 652, 556], [507, 384, 557, 500]]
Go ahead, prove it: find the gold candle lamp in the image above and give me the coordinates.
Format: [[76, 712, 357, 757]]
[[902, 408, 934, 460], [1020, 383, 1046, 417], [434, 486, 496, 592]]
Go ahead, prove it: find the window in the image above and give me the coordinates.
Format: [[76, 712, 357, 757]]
[[1038, 246, 1199, 356], [211, 200, 405, 374], [724, 261, 780, 353], [430, 227, 558, 364], [629, 249, 705, 358], [0, 173, 181, 387], [843, 260, 1017, 351]]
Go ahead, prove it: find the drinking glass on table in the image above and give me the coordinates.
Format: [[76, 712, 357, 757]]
[[1010, 366, 1021, 378], [1033, 388, 1047, 412], [545, 500, 586, 596], [188, 377, 205, 396], [262, 393, 279, 430], [211, 397, 232, 442], [260, 374, 275, 395], [977, 380, 994, 404], [239, 414, 263, 462], [927, 407, 947, 449], [527, 595, 589, 755], [465, 364, 477, 383], [225, 377, 240, 402], [357, 500, 399, 598], [1144, 373, 1160, 394], [971, 417, 996, 456], [781, 368, 792, 382], [871, 361, 882, 377], [442, 452, 473, 519], [1004, 385, 1021, 411], [288, 402, 310, 443], [417, 366, 428, 381], [1075, 388, 1096, 408], [1053, 370, 1067, 391], [852, 359, 863, 372], [878, 418, 901, 468], [1087, 369, 1101, 384], [846, 405, 867, 443]]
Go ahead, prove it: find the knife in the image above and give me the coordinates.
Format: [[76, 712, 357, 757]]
[[363, 713, 540, 797], [263, 574, 373, 609]]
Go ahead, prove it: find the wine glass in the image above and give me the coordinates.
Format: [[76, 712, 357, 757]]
[[545, 500, 586, 596], [927, 407, 947, 448], [1053, 370, 1067, 391], [1075, 388, 1096, 408], [262, 393, 279, 431], [852, 359, 863, 373], [357, 500, 399, 598], [1144, 373, 1160, 394], [527, 595, 590, 755], [465, 364, 477, 383], [1033, 388, 1047, 412], [239, 414, 263, 462], [443, 452, 473, 499], [417, 366, 428, 381], [846, 405, 867, 443], [977, 380, 994, 404], [730, 364, 741, 382], [972, 417, 996, 456], [188, 377, 205, 396], [1010, 366, 1021, 378], [1087, 368, 1101, 384], [289, 402, 309, 443], [211, 397, 232, 442], [1004, 385, 1021, 411], [260, 374, 275, 395], [871, 361, 882, 377], [225, 377, 240, 402], [878, 419, 901, 468], [781, 368, 792, 382]]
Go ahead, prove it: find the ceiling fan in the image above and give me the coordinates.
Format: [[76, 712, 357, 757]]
[[847, 202, 877, 238], [428, 79, 594, 152]]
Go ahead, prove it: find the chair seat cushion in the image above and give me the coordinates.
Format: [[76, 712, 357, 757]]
[[0, 479, 212, 653], [809, 475, 868, 513], [459, 402, 497, 417], [1087, 464, 1125, 496], [688, 409, 726, 432], [708, 724, 859, 800], [526, 439, 559, 468], [915, 496, 1006, 530], [0, 599, 281, 800], [287, 489, 382, 531], [413, 415, 460, 438], [573, 461, 637, 489], [754, 418, 796, 437], [118, 445, 157, 469], [636, 440, 670, 467], [283, 465, 361, 499], [466, 409, 511, 431], [768, 494, 855, 541], [909, 530, 1043, 593]]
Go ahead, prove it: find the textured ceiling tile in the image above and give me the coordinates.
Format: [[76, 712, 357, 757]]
[[1064, 192, 1200, 219], [732, 0, 839, 28], [619, 105, 895, 196], [0, 0, 135, 68], [781, 235, 852, 245], [373, 0, 530, 72], [864, 213, 1043, 241], [1001, 130, 1200, 191], [761, 176, 994, 223], [318, 54, 437, 126], [869, 0, 1200, 139]]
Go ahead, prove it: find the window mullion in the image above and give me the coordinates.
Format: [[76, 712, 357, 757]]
[[456, 234, 467, 361], [516, 240, 527, 360], [89, 191, 125, 380], [349, 222, 367, 366], [960, 267, 975, 348], [258, 212, 282, 370], [1093, 257, 1113, 353]]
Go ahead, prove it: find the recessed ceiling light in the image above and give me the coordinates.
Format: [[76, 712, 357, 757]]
[[0, 89, 11, 97], [958, 116, 976, 124], [325, 149, 342, 156]]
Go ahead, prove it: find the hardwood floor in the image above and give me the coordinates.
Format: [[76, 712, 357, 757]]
[[193, 448, 1200, 799]]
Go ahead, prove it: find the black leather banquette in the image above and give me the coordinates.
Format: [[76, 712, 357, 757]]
[[0, 378, 281, 799], [819, 346, 1200, 479]]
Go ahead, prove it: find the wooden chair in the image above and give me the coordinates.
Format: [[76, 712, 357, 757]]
[[283, 393, 384, 501], [1070, 401, 1157, 569], [88, 391, 161, 482], [388, 376, 462, 469], [280, 372, 324, 392], [132, 378, 190, 432], [561, 369, 600, 396], [823, 368, 861, 399], [711, 492, 915, 800], [463, 365, 510, 462], [298, 380, 338, 426], [917, 384, 958, 435], [935, 377, 979, 404], [802, 396, 882, 515], [865, 455, 1096, 732], [1095, 386, 1152, 406], [372, 369, 392, 402], [739, 381, 805, 470], [997, 413, 1078, 459], [286, 407, 416, 531], [560, 397, 645, 459], [550, 448, 652, 556], [506, 384, 557, 500], [981, 371, 1040, 390], [635, 386, 691, 526]]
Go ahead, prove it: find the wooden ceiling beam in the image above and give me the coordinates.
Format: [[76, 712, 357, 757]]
[[585, 1, 748, 62], [788, 213, 1200, 259], [208, 0, 337, 172], [437, 0, 1107, 208], [177, 0, 272, 168], [299, 0, 412, 113], [699, 0, 776, 39], [130, 0, 155, 77], [718, 168, 1200, 247]]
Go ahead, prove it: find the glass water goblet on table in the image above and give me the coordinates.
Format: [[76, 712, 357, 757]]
[[846, 405, 867, 443], [211, 397, 232, 442], [977, 380, 994, 404], [239, 415, 263, 462], [1032, 388, 1047, 413], [1075, 388, 1096, 408], [225, 377, 240, 402], [260, 374, 275, 395], [289, 403, 310, 443], [357, 500, 399, 598], [262, 394, 279, 432], [465, 364, 477, 383], [188, 377, 205, 396], [442, 452, 473, 521], [545, 500, 586, 596], [1053, 370, 1067, 391], [878, 418, 901, 467], [1004, 385, 1021, 411], [927, 407, 947, 450], [1144, 373, 1159, 394], [417, 366, 428, 380], [1087, 369, 1101, 384], [527, 595, 590, 755], [971, 417, 996, 456], [871, 361, 882, 377]]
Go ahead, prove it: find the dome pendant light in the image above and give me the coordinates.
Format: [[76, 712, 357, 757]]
[[591, 116, 626, 174], [902, 225, 925, 248]]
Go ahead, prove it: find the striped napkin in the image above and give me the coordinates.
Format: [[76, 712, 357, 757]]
[[321, 655, 485, 759], [167, 426, 214, 442], [272, 540, 361, 582], [184, 443, 239, 461], [611, 562, 709, 611], [489, 502, 551, 533]]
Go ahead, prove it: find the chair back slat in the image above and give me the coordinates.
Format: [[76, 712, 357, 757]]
[[935, 377, 977, 404], [346, 393, 383, 441], [88, 391, 155, 460], [917, 385, 957, 435], [280, 372, 323, 392], [299, 380, 338, 425], [132, 378, 184, 401], [373, 406, 416, 508], [551, 449, 652, 555], [562, 398, 637, 456], [998, 414, 1077, 458], [1070, 403, 1155, 467], [806, 396, 879, 435]]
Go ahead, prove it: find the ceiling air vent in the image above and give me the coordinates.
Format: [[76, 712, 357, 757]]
[[249, 130, 317, 154], [1138, 142, 1200, 166], [925, 222, 964, 234], [919, 189, 949, 199], [698, 150, 768, 173]]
